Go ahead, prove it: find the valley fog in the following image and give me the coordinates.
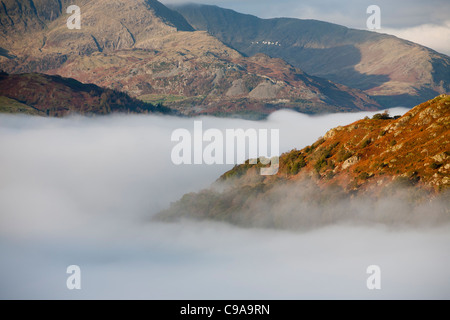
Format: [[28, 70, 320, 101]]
[[1, 109, 450, 299]]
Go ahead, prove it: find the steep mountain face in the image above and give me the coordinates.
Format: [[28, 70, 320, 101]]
[[0, 0, 381, 118], [158, 95, 450, 228], [0, 72, 169, 116], [0, 0, 194, 66], [172, 4, 450, 108]]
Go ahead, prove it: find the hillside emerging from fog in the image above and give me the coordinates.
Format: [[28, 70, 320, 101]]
[[158, 95, 450, 228], [0, 0, 381, 118], [172, 4, 450, 108]]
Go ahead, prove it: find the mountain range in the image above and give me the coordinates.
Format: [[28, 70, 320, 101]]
[[0, 0, 423, 118], [0, 0, 448, 118]]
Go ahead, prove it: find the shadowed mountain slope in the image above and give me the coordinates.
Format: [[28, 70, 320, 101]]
[[172, 4, 450, 108]]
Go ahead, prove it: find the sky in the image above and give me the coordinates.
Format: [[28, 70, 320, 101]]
[[161, 0, 450, 55], [1, 110, 450, 299]]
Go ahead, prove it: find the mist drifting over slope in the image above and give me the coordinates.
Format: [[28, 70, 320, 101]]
[[1, 109, 450, 299]]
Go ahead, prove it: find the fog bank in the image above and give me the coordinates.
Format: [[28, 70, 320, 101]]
[[1, 109, 449, 299]]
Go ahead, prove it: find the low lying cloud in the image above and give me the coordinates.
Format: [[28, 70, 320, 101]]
[[162, 178, 450, 230], [1, 110, 449, 299]]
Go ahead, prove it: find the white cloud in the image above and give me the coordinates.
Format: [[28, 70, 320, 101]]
[[379, 21, 450, 56]]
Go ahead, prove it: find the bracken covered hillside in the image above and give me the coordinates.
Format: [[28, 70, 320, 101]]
[[272, 94, 450, 193], [158, 95, 450, 228]]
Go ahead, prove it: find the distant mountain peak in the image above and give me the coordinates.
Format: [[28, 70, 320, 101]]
[[0, 0, 194, 54]]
